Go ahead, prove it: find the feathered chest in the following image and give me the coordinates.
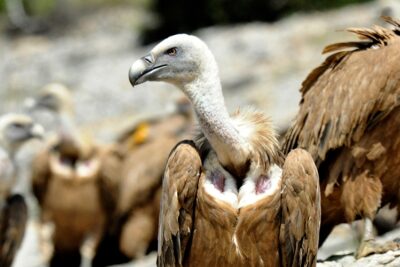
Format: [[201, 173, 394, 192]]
[[189, 156, 283, 266], [200, 151, 283, 210], [49, 152, 101, 182]]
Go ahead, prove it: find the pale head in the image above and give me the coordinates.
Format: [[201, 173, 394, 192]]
[[26, 83, 73, 115], [0, 114, 44, 153], [129, 34, 248, 171], [129, 34, 219, 90]]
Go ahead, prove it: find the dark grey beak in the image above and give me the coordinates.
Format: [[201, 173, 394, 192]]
[[128, 54, 167, 87], [24, 95, 56, 112], [23, 97, 37, 112]]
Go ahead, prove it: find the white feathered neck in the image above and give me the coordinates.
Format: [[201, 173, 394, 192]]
[[179, 39, 282, 176]]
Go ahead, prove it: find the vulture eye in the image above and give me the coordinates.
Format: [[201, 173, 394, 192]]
[[12, 123, 25, 129], [166, 47, 177, 56]]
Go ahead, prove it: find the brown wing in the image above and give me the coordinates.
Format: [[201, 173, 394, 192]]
[[96, 144, 124, 218], [116, 136, 179, 215], [280, 148, 320, 267], [283, 17, 400, 164], [157, 140, 202, 267], [91, 144, 126, 267], [117, 105, 192, 151], [0, 194, 28, 267], [31, 147, 51, 206]]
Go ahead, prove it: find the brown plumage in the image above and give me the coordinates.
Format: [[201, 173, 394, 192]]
[[92, 100, 192, 267], [29, 84, 121, 267], [0, 113, 44, 267], [0, 194, 28, 267], [33, 139, 122, 267], [283, 16, 400, 257], [158, 141, 320, 267], [128, 34, 320, 266]]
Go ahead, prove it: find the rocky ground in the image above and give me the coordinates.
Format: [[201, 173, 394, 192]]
[[1, 0, 400, 266]]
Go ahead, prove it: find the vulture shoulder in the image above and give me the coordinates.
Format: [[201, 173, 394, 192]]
[[116, 136, 179, 215], [157, 140, 202, 267], [0, 194, 28, 267], [280, 148, 320, 267], [96, 144, 124, 217], [31, 145, 51, 206], [0, 150, 15, 197], [283, 17, 400, 163]]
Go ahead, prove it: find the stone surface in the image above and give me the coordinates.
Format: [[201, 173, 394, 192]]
[[318, 227, 400, 267]]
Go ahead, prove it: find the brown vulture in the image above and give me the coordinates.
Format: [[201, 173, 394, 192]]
[[28, 84, 121, 267], [128, 34, 321, 266], [283, 16, 400, 258], [92, 98, 193, 267], [0, 113, 44, 267]]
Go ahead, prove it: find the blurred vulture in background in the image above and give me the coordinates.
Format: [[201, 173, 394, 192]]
[[27, 83, 193, 266], [92, 98, 193, 267], [27, 84, 121, 267], [283, 16, 400, 258], [128, 34, 320, 266], [0, 113, 44, 267], [25, 83, 74, 137]]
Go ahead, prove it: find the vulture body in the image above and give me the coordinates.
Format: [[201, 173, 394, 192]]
[[32, 138, 117, 267], [92, 100, 192, 267], [29, 84, 120, 267], [283, 17, 400, 258], [0, 114, 44, 267], [128, 34, 321, 266]]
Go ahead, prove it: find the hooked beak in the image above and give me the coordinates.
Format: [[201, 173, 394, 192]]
[[30, 124, 45, 140], [23, 96, 55, 112], [128, 54, 167, 87], [23, 97, 36, 111]]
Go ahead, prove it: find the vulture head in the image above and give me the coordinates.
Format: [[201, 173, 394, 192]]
[[129, 34, 219, 94], [26, 83, 73, 115], [129, 34, 266, 175], [24, 83, 76, 137], [0, 114, 44, 154]]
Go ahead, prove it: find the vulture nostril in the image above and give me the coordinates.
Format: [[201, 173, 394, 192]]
[[143, 55, 153, 64]]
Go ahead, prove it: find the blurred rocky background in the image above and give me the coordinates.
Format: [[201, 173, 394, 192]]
[[1, 0, 400, 266]]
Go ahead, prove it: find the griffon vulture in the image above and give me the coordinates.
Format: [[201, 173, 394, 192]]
[[25, 83, 76, 138], [0, 113, 44, 267], [28, 84, 121, 267], [283, 16, 400, 258], [92, 98, 193, 267], [128, 34, 321, 266]]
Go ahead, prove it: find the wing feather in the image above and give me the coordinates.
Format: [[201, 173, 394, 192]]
[[157, 140, 202, 267], [0, 194, 28, 267], [280, 149, 320, 267], [31, 147, 51, 206], [96, 144, 124, 219], [283, 17, 400, 166]]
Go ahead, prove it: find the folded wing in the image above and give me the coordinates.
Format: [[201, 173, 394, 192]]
[[0, 194, 28, 267], [280, 148, 320, 267], [157, 140, 202, 267]]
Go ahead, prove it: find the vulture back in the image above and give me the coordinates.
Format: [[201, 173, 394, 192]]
[[282, 17, 400, 243], [283, 17, 400, 165]]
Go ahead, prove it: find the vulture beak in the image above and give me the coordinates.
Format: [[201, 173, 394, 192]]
[[30, 124, 45, 139], [23, 97, 36, 111], [128, 54, 167, 86], [23, 96, 53, 111]]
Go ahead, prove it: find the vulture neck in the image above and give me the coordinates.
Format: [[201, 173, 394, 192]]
[[56, 111, 83, 151], [183, 68, 249, 175], [0, 138, 19, 161]]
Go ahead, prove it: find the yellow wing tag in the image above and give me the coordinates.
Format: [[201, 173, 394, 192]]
[[130, 122, 150, 146]]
